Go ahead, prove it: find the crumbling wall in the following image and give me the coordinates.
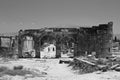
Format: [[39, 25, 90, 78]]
[[0, 36, 17, 57], [18, 28, 78, 58], [76, 22, 113, 58], [18, 22, 113, 58]]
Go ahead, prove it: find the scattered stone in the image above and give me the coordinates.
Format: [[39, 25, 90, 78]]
[[115, 67, 120, 71], [59, 60, 63, 64], [60, 60, 70, 64], [13, 65, 23, 70], [41, 72, 47, 75], [59, 58, 73, 64], [97, 65, 108, 72], [110, 64, 120, 70], [70, 58, 99, 74]]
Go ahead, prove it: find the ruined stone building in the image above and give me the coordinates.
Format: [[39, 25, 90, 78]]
[[17, 22, 113, 58], [0, 35, 17, 57]]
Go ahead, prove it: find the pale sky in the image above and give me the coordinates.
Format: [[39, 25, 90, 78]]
[[0, 0, 120, 34]]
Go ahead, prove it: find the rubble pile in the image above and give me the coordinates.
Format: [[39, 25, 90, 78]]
[[69, 56, 120, 74], [69, 58, 99, 74]]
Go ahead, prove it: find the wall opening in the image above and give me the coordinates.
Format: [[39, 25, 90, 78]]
[[22, 36, 35, 58], [40, 35, 56, 58]]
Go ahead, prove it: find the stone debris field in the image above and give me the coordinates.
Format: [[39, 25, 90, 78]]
[[0, 58, 120, 80]]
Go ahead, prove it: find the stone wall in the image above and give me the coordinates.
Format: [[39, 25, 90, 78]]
[[76, 22, 113, 58], [18, 22, 113, 58]]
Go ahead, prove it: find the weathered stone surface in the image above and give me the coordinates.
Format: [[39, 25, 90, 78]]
[[2, 22, 112, 58]]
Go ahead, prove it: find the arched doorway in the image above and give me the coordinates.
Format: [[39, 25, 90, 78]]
[[39, 34, 56, 58], [60, 36, 75, 57], [21, 35, 36, 58]]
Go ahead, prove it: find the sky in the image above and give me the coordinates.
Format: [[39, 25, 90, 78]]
[[0, 0, 120, 34]]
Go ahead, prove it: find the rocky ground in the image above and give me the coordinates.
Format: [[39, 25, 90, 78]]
[[0, 58, 120, 80]]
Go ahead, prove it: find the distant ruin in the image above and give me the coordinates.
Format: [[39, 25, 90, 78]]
[[0, 22, 113, 58], [17, 22, 113, 58]]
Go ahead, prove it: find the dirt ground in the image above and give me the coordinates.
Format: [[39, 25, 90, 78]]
[[0, 58, 120, 80]]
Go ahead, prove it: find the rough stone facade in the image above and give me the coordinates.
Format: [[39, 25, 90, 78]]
[[0, 36, 17, 57], [76, 22, 113, 58], [18, 22, 113, 58]]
